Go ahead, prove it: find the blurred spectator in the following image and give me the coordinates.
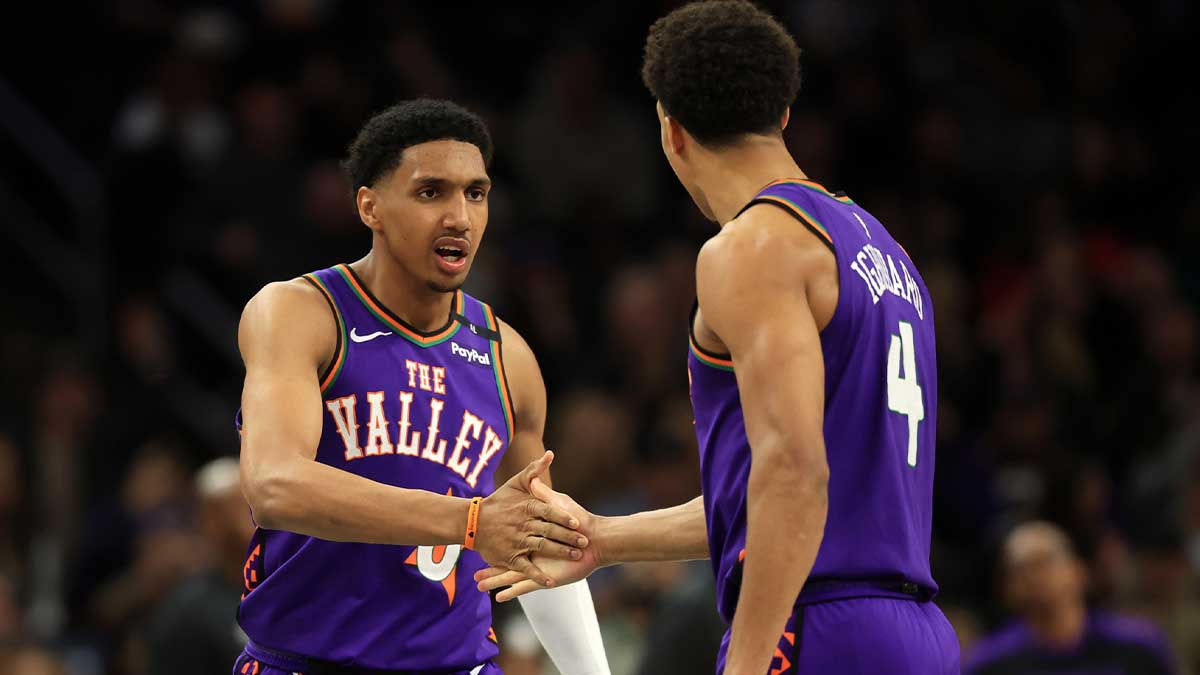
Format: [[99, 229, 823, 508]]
[[494, 610, 547, 675], [0, 435, 27, 589], [0, 572, 21, 642], [545, 389, 635, 508], [634, 564, 724, 675], [965, 521, 1176, 675], [0, 643, 68, 675], [70, 440, 201, 636], [511, 42, 660, 225], [144, 457, 251, 675]]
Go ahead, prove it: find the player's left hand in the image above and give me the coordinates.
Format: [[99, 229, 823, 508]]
[[474, 476, 606, 600]]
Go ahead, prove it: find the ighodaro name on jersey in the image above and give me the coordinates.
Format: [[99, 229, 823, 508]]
[[323, 358, 505, 489], [848, 242, 925, 320]]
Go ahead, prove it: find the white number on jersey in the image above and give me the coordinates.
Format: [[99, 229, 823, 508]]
[[414, 544, 461, 582], [887, 320, 924, 467]]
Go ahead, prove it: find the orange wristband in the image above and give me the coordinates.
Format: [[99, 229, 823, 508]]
[[464, 497, 482, 550]]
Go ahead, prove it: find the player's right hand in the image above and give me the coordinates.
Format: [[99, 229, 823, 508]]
[[474, 476, 605, 601], [475, 451, 589, 587]]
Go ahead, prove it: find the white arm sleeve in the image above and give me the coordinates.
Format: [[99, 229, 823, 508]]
[[516, 579, 610, 675]]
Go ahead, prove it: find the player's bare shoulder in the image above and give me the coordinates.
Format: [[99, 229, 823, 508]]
[[495, 319, 537, 372], [238, 277, 337, 372], [698, 203, 839, 331], [703, 206, 834, 287], [495, 317, 545, 420]]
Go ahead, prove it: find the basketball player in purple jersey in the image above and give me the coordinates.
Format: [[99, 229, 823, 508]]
[[476, 2, 959, 673], [234, 100, 609, 675]]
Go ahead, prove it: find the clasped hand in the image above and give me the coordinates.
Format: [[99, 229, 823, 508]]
[[474, 452, 591, 588], [475, 474, 605, 600]]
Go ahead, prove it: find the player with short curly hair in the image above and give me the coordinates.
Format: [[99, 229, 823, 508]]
[[478, 3, 959, 673], [341, 99, 494, 197], [233, 99, 610, 675], [641, 0, 801, 145]]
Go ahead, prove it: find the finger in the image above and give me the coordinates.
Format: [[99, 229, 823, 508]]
[[534, 520, 589, 549], [531, 477, 582, 513], [473, 566, 509, 583], [511, 554, 555, 588], [516, 451, 554, 490], [533, 537, 583, 562], [523, 534, 549, 554], [476, 569, 529, 593], [497, 579, 547, 603], [530, 499, 580, 530]]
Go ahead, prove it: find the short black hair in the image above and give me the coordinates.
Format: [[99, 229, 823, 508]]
[[341, 98, 493, 190], [642, 0, 801, 146]]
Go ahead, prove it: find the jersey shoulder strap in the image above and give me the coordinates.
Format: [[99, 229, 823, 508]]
[[456, 291, 502, 343], [737, 178, 852, 252]]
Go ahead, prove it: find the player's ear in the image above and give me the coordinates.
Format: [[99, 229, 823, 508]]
[[781, 107, 791, 131], [356, 186, 383, 233], [658, 103, 687, 157]]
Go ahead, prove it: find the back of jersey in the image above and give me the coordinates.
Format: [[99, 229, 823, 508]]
[[752, 179, 938, 594], [693, 177, 940, 619]]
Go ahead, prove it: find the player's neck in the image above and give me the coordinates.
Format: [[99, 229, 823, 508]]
[[1028, 599, 1088, 648], [699, 138, 806, 225], [351, 252, 455, 331]]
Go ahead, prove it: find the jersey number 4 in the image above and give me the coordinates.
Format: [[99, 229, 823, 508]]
[[887, 320, 924, 467]]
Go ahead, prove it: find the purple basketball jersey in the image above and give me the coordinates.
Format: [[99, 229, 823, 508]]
[[688, 179, 939, 623], [237, 263, 513, 671]]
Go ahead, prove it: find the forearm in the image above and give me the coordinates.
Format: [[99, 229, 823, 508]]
[[595, 496, 708, 564], [519, 580, 610, 675], [726, 456, 827, 675], [248, 457, 468, 545]]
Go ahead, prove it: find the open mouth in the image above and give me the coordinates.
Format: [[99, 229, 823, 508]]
[[435, 245, 466, 263], [433, 237, 470, 273]]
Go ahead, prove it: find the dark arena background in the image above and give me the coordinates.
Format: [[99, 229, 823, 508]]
[[2, 1, 1199, 674]]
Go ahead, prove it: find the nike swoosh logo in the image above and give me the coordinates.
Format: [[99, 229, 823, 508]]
[[350, 327, 393, 343]]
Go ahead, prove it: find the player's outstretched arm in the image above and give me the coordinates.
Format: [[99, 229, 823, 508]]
[[475, 484, 708, 601], [237, 280, 581, 584], [701, 218, 831, 675]]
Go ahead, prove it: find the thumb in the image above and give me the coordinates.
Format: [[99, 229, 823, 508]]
[[529, 476, 558, 504], [517, 450, 554, 489]]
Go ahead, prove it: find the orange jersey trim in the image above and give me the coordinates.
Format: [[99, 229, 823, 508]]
[[761, 177, 855, 204], [690, 337, 734, 372], [304, 274, 347, 394]]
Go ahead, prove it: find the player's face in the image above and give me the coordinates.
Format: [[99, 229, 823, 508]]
[[366, 140, 490, 293], [656, 101, 716, 221]]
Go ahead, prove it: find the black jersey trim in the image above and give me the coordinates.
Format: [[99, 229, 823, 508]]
[[454, 312, 502, 342]]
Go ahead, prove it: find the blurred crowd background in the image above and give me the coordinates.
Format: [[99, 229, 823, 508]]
[[2, 0, 1199, 674]]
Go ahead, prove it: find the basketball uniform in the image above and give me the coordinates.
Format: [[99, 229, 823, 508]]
[[688, 179, 960, 674], [233, 263, 513, 674]]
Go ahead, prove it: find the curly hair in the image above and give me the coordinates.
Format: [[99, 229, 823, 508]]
[[341, 98, 493, 190], [642, 0, 801, 146]]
